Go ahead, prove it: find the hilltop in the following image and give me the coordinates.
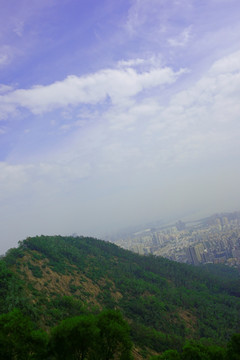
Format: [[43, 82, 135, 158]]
[[1, 235, 240, 357]]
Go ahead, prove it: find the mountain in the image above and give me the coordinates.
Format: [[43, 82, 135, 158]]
[[1, 235, 240, 358]]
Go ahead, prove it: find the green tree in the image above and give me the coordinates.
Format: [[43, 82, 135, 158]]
[[0, 308, 48, 360], [227, 334, 240, 360], [207, 344, 226, 360], [181, 341, 210, 360], [49, 314, 98, 360], [30, 329, 49, 360], [96, 309, 133, 360], [151, 349, 181, 359]]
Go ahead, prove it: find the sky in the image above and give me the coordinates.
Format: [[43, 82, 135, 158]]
[[1, 0, 240, 253]]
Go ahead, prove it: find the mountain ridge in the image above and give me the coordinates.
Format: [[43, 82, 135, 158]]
[[1, 235, 240, 357]]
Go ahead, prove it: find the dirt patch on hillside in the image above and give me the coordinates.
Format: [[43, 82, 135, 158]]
[[15, 250, 126, 309], [16, 252, 102, 307], [178, 309, 197, 333]]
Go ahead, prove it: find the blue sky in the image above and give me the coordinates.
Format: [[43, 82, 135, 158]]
[[1, 0, 240, 253]]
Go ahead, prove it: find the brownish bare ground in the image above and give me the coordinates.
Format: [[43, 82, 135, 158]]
[[16, 251, 124, 308], [178, 308, 197, 334], [132, 346, 160, 360]]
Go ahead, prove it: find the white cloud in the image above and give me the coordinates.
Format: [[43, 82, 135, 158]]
[[0, 45, 16, 67], [95, 50, 240, 172], [1, 64, 184, 117], [125, 0, 165, 36], [210, 50, 240, 75], [3, 50, 240, 173], [124, 0, 194, 46], [0, 126, 7, 134], [0, 157, 91, 203], [168, 26, 192, 47], [141, 50, 240, 164], [13, 20, 25, 37], [116, 55, 163, 70], [117, 58, 145, 67], [0, 84, 13, 94], [0, 54, 9, 66], [0, 162, 32, 198], [1, 49, 240, 248]]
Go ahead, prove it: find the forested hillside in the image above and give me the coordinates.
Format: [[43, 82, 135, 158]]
[[1, 235, 240, 359]]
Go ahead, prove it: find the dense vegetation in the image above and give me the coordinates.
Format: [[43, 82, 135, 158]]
[[150, 334, 240, 360], [0, 308, 133, 359], [0, 307, 239, 359], [0, 235, 240, 358]]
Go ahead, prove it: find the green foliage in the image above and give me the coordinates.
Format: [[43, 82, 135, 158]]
[[4, 247, 24, 266], [28, 262, 43, 278], [0, 308, 132, 360], [202, 263, 240, 297], [0, 259, 34, 315], [202, 263, 239, 281], [50, 314, 98, 360], [49, 309, 133, 360], [207, 345, 226, 360], [2, 235, 240, 355], [151, 349, 181, 360], [227, 333, 240, 360], [181, 341, 211, 360], [96, 309, 133, 360], [150, 339, 228, 360], [47, 295, 87, 322], [0, 306, 239, 360], [0, 308, 48, 360]]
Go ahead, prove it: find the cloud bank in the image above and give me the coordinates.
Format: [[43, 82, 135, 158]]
[[1, 0, 240, 254]]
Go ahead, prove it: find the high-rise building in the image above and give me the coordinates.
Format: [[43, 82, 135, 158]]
[[186, 246, 199, 265], [194, 243, 204, 262]]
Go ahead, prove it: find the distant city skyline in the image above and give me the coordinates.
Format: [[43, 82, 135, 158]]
[[1, 0, 240, 254], [113, 211, 240, 268]]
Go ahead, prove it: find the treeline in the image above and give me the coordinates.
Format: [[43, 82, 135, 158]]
[[0, 307, 239, 360], [150, 334, 240, 360], [0, 308, 133, 360]]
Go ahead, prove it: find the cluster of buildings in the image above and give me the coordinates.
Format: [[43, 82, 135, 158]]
[[113, 212, 240, 268]]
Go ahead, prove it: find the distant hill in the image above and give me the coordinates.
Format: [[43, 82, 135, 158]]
[[1, 235, 240, 357]]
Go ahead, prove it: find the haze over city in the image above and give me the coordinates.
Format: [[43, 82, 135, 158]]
[[1, 0, 240, 254]]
